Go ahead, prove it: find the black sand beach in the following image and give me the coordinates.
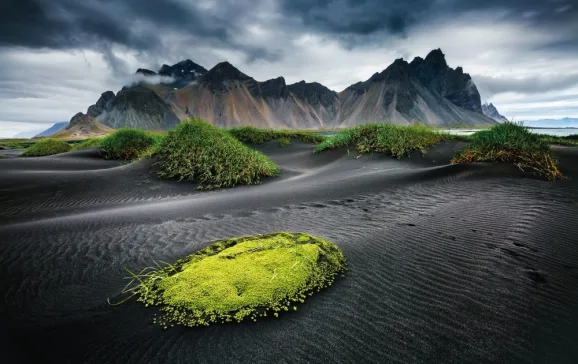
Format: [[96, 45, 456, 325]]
[[1, 141, 578, 363]]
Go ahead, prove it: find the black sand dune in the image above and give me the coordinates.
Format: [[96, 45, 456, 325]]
[[1, 141, 578, 364]]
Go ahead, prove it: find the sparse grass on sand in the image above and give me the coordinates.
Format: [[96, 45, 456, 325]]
[[100, 128, 157, 160], [315, 123, 454, 157], [110, 232, 346, 328], [0, 139, 32, 149], [452, 122, 564, 180], [539, 134, 578, 147], [156, 119, 279, 190], [71, 138, 103, 150], [229, 126, 327, 145], [20, 139, 71, 157]]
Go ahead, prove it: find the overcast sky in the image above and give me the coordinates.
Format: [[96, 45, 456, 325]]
[[1, 0, 578, 137]]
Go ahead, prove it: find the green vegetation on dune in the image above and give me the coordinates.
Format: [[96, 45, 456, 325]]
[[20, 139, 71, 157], [0, 139, 32, 149], [451, 122, 563, 180], [229, 126, 327, 145], [278, 137, 291, 147], [71, 138, 103, 150], [315, 123, 454, 157], [113, 232, 346, 328], [156, 120, 279, 190], [539, 134, 578, 147], [100, 128, 157, 160]]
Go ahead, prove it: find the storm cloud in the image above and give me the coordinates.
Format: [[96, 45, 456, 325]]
[[1, 0, 578, 136]]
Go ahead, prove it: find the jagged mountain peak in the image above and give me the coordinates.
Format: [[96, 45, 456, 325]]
[[423, 48, 448, 68], [200, 62, 253, 84], [136, 68, 156, 76], [482, 102, 508, 122]]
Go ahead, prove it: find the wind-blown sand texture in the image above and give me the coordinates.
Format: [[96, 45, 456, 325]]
[[1, 141, 578, 363]]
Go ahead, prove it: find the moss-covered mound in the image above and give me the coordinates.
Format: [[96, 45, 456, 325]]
[[20, 139, 71, 157], [100, 128, 156, 160], [229, 126, 327, 145], [121, 232, 346, 328], [156, 120, 279, 190], [452, 122, 563, 180], [315, 123, 453, 157]]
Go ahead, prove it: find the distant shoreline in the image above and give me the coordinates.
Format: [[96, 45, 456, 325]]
[[525, 126, 578, 130]]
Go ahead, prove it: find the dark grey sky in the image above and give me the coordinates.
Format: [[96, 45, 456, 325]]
[[1, 0, 578, 136]]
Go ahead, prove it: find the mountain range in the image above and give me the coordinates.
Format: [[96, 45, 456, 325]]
[[34, 122, 68, 137], [521, 118, 578, 128], [80, 49, 497, 130]]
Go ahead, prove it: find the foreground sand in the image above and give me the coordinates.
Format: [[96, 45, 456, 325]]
[[1, 141, 577, 363]]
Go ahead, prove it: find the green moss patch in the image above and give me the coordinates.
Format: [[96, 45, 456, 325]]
[[116, 232, 346, 328], [229, 126, 327, 145], [156, 119, 279, 190], [452, 122, 563, 180], [315, 123, 454, 158], [20, 139, 71, 157], [100, 128, 157, 160]]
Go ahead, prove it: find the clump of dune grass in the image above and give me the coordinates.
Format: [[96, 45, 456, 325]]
[[315, 123, 454, 157], [100, 128, 156, 160], [71, 138, 103, 150], [278, 137, 291, 147], [156, 119, 279, 190], [229, 126, 326, 145], [452, 122, 563, 180], [20, 139, 71, 157], [109, 232, 346, 328]]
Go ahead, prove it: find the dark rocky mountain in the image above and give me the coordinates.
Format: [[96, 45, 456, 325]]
[[482, 102, 508, 122], [158, 60, 208, 88], [52, 112, 113, 138], [287, 81, 337, 107], [135, 68, 157, 76], [86, 87, 180, 130], [82, 49, 496, 130], [35, 122, 68, 137], [87, 91, 115, 118], [410, 49, 482, 113]]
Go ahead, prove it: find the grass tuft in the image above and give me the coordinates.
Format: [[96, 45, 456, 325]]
[[100, 128, 157, 160], [229, 126, 327, 145], [20, 139, 71, 157], [156, 119, 279, 190], [110, 232, 346, 328], [315, 123, 454, 157], [278, 137, 291, 147], [451, 122, 563, 180], [71, 138, 103, 150]]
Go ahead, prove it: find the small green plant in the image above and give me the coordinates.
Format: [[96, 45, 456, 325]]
[[71, 138, 103, 150], [229, 126, 326, 144], [278, 137, 291, 147], [156, 119, 279, 190], [109, 232, 346, 328], [451, 122, 563, 180], [100, 128, 156, 160], [315, 123, 454, 158], [20, 139, 71, 157]]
